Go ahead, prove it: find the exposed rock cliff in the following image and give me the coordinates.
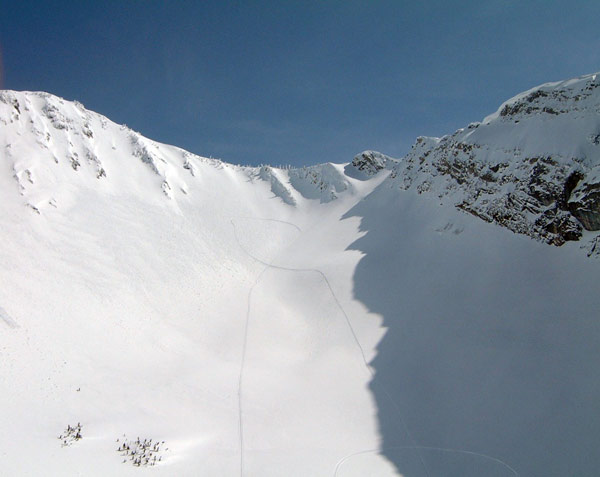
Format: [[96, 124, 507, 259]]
[[389, 73, 600, 254]]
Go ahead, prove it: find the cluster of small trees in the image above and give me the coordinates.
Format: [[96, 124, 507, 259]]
[[58, 424, 168, 466], [58, 423, 82, 447], [117, 436, 167, 467]]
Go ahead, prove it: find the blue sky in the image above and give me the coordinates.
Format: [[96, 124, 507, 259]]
[[2, 1, 600, 166]]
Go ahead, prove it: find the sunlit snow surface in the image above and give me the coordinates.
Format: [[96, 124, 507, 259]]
[[1, 80, 599, 476]]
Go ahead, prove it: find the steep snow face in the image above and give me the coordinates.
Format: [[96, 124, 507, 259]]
[[0, 90, 223, 213], [253, 153, 397, 205], [0, 90, 392, 215], [390, 72, 600, 252], [0, 90, 396, 476]]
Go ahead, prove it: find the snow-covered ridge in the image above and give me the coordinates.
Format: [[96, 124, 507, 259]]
[[0, 90, 391, 214], [390, 72, 600, 255], [3, 70, 600, 257], [256, 150, 396, 206]]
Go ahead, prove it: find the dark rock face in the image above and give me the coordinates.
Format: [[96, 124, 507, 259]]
[[569, 181, 600, 231], [498, 81, 599, 120], [394, 138, 590, 246], [387, 74, 600, 254], [535, 209, 582, 245], [444, 154, 590, 245], [562, 171, 585, 207], [584, 235, 600, 256], [351, 151, 387, 175]]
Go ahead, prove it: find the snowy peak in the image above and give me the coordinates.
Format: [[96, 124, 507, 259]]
[[0, 90, 213, 211], [473, 72, 600, 165], [343, 150, 395, 180], [0, 90, 388, 214], [390, 72, 600, 254], [253, 158, 393, 206], [2, 71, 600, 257], [485, 72, 600, 125]]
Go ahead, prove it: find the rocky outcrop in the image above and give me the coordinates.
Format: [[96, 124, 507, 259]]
[[568, 180, 600, 231], [351, 151, 388, 175], [394, 138, 600, 246], [390, 73, 600, 252]]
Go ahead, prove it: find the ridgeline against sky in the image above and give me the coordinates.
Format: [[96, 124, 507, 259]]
[[1, 1, 599, 166]]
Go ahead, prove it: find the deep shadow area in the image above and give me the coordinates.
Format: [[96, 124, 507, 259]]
[[343, 184, 600, 476]]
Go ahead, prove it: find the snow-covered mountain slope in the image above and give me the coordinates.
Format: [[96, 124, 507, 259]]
[[391, 72, 600, 253], [0, 90, 395, 213], [1, 72, 600, 477], [0, 90, 397, 476]]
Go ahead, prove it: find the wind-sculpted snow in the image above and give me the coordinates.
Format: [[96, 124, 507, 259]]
[[0, 90, 380, 214]]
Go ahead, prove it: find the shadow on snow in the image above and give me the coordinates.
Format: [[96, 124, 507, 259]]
[[342, 183, 600, 476]]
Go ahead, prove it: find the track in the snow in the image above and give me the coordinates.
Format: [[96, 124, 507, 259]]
[[230, 217, 427, 477], [333, 446, 519, 477], [0, 305, 19, 328]]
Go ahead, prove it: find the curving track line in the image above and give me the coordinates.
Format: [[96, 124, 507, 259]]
[[231, 217, 431, 477], [0, 305, 19, 328], [231, 216, 519, 477], [232, 217, 303, 477], [231, 216, 302, 233], [333, 446, 519, 477]]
